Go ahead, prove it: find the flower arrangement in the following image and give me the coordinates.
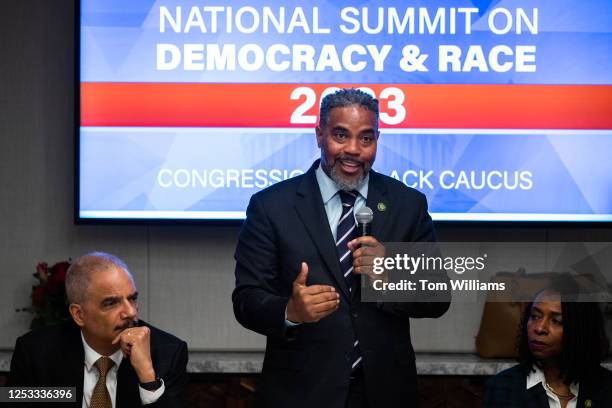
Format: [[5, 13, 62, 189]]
[[17, 260, 71, 329]]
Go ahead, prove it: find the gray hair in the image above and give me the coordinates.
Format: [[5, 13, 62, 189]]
[[318, 88, 379, 128], [65, 252, 132, 304]]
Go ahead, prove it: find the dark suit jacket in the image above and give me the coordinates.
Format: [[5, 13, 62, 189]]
[[233, 160, 450, 408], [482, 364, 612, 408], [8, 320, 188, 408]]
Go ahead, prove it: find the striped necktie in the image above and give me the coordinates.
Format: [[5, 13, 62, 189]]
[[336, 190, 359, 291], [336, 190, 363, 371]]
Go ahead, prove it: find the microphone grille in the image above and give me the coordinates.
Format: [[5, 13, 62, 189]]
[[355, 206, 374, 224]]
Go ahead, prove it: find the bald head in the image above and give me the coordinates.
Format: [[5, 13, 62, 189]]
[[65, 252, 134, 304]]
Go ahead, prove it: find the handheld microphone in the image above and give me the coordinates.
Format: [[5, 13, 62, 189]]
[[355, 206, 374, 237]]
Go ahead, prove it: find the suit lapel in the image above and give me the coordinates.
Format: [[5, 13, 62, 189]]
[[524, 383, 549, 408], [366, 171, 389, 241], [116, 359, 140, 407], [60, 322, 86, 404], [294, 162, 351, 299], [577, 369, 603, 407]]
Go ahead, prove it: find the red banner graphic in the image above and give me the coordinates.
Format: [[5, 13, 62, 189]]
[[81, 83, 612, 129]]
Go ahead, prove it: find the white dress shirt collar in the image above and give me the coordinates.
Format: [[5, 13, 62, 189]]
[[526, 364, 579, 408], [81, 332, 123, 372]]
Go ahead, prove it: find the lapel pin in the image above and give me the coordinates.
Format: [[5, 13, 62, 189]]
[[584, 400, 592, 408], [377, 202, 386, 212]]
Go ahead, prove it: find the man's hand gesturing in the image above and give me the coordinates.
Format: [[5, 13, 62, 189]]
[[286, 262, 339, 323]]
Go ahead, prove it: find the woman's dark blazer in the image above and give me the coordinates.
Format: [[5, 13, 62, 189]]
[[482, 364, 612, 408]]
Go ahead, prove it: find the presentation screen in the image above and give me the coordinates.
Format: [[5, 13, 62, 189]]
[[78, 0, 612, 222]]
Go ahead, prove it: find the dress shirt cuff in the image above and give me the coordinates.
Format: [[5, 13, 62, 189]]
[[284, 304, 301, 327], [139, 378, 165, 405]]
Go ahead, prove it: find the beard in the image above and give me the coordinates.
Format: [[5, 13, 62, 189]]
[[329, 156, 370, 192]]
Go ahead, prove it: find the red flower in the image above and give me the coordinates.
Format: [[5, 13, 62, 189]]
[[31, 286, 46, 309], [50, 261, 70, 283], [22, 259, 72, 328], [47, 261, 70, 295], [35, 262, 49, 283]]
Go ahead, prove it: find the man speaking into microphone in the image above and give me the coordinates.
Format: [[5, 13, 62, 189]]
[[233, 88, 450, 408]]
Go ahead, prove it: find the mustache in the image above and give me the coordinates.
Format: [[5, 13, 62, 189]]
[[115, 319, 137, 331]]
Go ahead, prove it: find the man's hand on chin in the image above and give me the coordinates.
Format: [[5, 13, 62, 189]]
[[112, 325, 155, 383]]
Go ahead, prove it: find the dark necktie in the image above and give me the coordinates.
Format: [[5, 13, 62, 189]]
[[337, 190, 359, 291], [336, 190, 363, 371], [91, 356, 114, 408]]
